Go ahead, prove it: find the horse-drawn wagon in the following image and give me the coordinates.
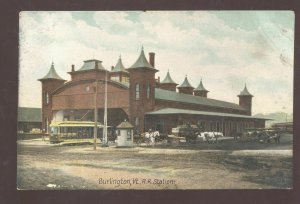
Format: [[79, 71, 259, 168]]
[[243, 128, 282, 143], [169, 124, 201, 143]]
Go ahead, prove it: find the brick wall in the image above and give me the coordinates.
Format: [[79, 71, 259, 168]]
[[158, 83, 177, 92], [52, 80, 129, 110], [69, 69, 108, 81], [177, 87, 194, 95], [194, 91, 208, 97], [239, 96, 252, 115], [41, 79, 65, 131]]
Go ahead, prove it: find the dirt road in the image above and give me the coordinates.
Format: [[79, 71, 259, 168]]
[[17, 137, 292, 190]]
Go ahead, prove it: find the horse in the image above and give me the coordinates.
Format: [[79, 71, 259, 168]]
[[144, 131, 160, 146], [198, 132, 224, 143]]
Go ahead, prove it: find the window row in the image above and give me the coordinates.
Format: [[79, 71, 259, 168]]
[[135, 83, 151, 100]]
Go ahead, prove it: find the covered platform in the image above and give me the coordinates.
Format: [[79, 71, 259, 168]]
[[145, 108, 270, 136]]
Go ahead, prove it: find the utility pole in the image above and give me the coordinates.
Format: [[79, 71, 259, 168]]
[[102, 71, 108, 147], [286, 113, 288, 131], [93, 79, 98, 150]]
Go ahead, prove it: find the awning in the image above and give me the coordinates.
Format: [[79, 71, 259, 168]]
[[146, 108, 271, 120], [50, 121, 111, 128]]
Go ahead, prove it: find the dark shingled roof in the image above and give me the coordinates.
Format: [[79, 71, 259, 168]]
[[117, 120, 134, 129], [129, 48, 156, 70], [160, 71, 177, 84], [77, 59, 106, 71], [146, 108, 268, 120], [178, 76, 194, 88], [39, 63, 65, 81], [111, 56, 128, 73], [18, 107, 42, 122], [238, 84, 253, 97], [155, 88, 245, 111], [194, 79, 209, 92]]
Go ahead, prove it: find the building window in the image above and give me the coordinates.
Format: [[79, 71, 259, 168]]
[[45, 92, 49, 104], [121, 76, 129, 84], [85, 85, 90, 92], [147, 83, 150, 99], [111, 76, 119, 82], [135, 83, 140, 100], [127, 130, 131, 140]]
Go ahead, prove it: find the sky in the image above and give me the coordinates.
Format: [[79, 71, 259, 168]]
[[19, 11, 294, 115]]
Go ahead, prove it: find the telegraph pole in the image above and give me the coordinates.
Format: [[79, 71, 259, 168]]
[[93, 79, 98, 150], [102, 71, 108, 147], [285, 113, 288, 131]]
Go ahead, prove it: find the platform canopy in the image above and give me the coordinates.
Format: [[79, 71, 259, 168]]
[[50, 121, 107, 127], [146, 108, 271, 120]]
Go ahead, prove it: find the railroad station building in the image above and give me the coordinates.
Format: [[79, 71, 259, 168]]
[[39, 48, 267, 136]]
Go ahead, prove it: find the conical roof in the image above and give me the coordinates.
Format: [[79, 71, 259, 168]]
[[178, 76, 194, 88], [111, 56, 128, 73], [160, 70, 177, 84], [117, 120, 134, 129], [39, 62, 65, 81], [194, 79, 209, 92], [77, 59, 105, 71], [238, 84, 253, 97], [129, 47, 155, 69]]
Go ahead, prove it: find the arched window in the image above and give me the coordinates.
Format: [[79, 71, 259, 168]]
[[147, 83, 150, 99], [135, 83, 140, 100], [46, 92, 49, 104]]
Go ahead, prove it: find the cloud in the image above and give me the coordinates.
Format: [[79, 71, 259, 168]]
[[19, 11, 294, 114]]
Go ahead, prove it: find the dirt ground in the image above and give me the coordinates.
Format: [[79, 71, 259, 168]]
[[17, 134, 293, 190]]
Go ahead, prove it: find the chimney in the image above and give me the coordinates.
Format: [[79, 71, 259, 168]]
[[71, 64, 75, 72], [149, 52, 155, 67], [157, 76, 160, 83], [111, 66, 114, 71]]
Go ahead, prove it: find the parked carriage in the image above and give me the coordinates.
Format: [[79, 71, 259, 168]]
[[170, 124, 202, 143], [243, 128, 282, 143]]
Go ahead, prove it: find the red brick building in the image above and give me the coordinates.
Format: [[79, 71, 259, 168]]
[[39, 48, 267, 135]]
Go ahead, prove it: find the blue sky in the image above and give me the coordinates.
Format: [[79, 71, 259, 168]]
[[19, 11, 294, 114]]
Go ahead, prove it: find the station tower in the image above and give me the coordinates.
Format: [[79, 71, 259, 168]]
[[127, 47, 158, 133], [238, 84, 253, 116], [38, 62, 66, 132]]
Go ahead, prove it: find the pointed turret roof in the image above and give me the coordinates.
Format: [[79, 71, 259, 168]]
[[111, 56, 128, 73], [77, 59, 105, 71], [129, 47, 156, 70], [160, 70, 177, 84], [178, 75, 194, 88], [39, 62, 65, 81], [194, 79, 209, 92], [238, 84, 253, 97]]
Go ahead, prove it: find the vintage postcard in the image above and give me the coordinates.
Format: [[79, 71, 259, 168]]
[[17, 11, 294, 189]]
